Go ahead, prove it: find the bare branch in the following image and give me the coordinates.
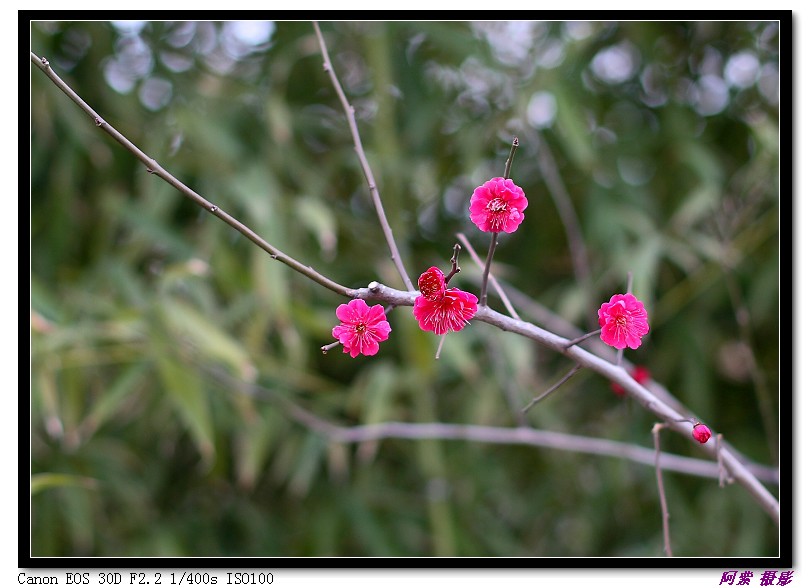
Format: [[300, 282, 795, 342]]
[[30, 52, 356, 299], [312, 22, 415, 292], [503, 136, 519, 179], [479, 232, 499, 306], [479, 139, 519, 307], [211, 367, 777, 484], [522, 364, 582, 414], [444, 243, 462, 284], [563, 328, 602, 349]]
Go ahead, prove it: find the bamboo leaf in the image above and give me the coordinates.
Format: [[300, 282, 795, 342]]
[[161, 298, 255, 381], [151, 329, 216, 464], [31, 473, 99, 496]]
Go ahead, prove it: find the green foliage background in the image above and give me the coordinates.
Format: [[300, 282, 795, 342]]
[[30, 20, 780, 557]]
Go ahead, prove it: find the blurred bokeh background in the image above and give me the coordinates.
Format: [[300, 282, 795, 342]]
[[30, 20, 780, 557]]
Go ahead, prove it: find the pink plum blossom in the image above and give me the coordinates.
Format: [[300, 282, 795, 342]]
[[413, 267, 478, 335], [331, 299, 391, 358], [469, 177, 528, 233], [597, 293, 650, 350]]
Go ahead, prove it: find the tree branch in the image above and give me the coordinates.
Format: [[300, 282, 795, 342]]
[[357, 282, 780, 525], [522, 364, 582, 414], [30, 51, 356, 299], [31, 47, 779, 529], [210, 367, 778, 484], [444, 242, 771, 486], [312, 22, 415, 292]]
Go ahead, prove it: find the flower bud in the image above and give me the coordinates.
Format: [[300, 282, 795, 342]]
[[692, 423, 712, 444]]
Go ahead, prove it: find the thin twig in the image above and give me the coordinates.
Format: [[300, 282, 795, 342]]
[[652, 423, 673, 557], [504, 136, 519, 179], [30, 52, 355, 299], [522, 364, 582, 414], [456, 233, 520, 319], [321, 341, 341, 354], [478, 138, 520, 307], [479, 232, 499, 306], [564, 328, 602, 349], [312, 22, 414, 292], [445, 243, 462, 284]]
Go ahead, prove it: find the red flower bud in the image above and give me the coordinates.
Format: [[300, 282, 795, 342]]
[[692, 423, 712, 444]]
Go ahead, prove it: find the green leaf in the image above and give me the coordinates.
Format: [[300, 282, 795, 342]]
[[288, 433, 326, 497], [31, 473, 99, 496], [293, 196, 338, 257], [151, 330, 216, 464], [161, 298, 255, 380], [233, 406, 283, 491], [670, 184, 721, 231], [554, 84, 594, 171], [80, 362, 150, 438]]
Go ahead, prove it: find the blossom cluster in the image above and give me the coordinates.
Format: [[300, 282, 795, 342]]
[[323, 147, 715, 463], [330, 173, 653, 361], [330, 176, 529, 356]]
